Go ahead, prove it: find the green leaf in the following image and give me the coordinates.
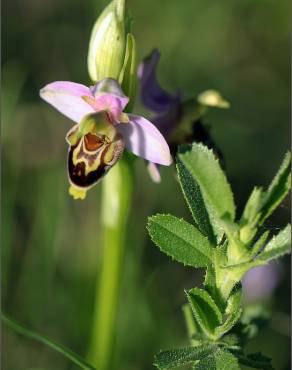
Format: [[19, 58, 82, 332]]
[[2, 313, 95, 370], [241, 187, 263, 227], [241, 152, 291, 233], [178, 143, 235, 242], [215, 287, 242, 338], [239, 189, 263, 244], [250, 231, 270, 258], [186, 288, 222, 338], [193, 349, 240, 370], [203, 265, 216, 294], [154, 344, 215, 370], [257, 224, 291, 263], [147, 214, 213, 268], [118, 33, 137, 112], [219, 214, 250, 263], [176, 157, 216, 244], [235, 352, 274, 370], [220, 334, 240, 348], [260, 151, 291, 223]]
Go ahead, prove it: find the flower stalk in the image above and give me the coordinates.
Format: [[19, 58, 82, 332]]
[[87, 155, 133, 370]]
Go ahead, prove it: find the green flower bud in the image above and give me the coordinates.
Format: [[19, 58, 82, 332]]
[[88, 0, 126, 82]]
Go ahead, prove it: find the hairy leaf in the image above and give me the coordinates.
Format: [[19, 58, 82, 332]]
[[221, 334, 240, 347], [250, 231, 270, 258], [148, 214, 213, 267], [215, 287, 242, 337], [260, 152, 291, 224], [178, 143, 235, 242], [241, 187, 263, 227], [193, 349, 240, 370], [241, 152, 291, 231], [176, 157, 216, 244], [235, 352, 274, 370], [186, 288, 222, 338], [154, 344, 215, 369], [257, 224, 291, 263], [203, 265, 216, 295]]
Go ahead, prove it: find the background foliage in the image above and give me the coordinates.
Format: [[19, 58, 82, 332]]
[[2, 0, 290, 369]]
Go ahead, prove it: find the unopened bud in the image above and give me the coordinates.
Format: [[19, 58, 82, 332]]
[[88, 0, 126, 82]]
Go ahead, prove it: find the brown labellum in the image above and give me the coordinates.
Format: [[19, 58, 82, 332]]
[[67, 132, 125, 189]]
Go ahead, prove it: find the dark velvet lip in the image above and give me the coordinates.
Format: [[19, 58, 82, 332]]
[[67, 144, 110, 188], [67, 134, 125, 189]]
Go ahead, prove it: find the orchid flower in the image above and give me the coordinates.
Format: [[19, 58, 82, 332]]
[[40, 78, 172, 199]]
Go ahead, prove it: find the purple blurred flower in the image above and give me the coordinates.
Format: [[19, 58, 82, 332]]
[[138, 50, 229, 182], [242, 262, 283, 303], [138, 50, 182, 182], [40, 78, 172, 199], [138, 49, 182, 139]]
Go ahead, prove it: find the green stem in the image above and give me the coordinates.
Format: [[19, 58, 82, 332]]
[[2, 313, 95, 370], [87, 155, 133, 370], [217, 270, 238, 301]]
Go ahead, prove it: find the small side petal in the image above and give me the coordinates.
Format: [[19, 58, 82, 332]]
[[91, 78, 129, 115], [116, 114, 172, 166], [40, 81, 94, 123], [93, 94, 125, 121]]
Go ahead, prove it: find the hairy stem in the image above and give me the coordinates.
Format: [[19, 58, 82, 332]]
[[87, 155, 133, 370]]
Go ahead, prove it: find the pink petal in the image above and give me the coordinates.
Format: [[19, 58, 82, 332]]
[[116, 114, 172, 166], [40, 81, 95, 123]]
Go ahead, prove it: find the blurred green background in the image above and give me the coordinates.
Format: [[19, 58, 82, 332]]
[[2, 0, 290, 369]]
